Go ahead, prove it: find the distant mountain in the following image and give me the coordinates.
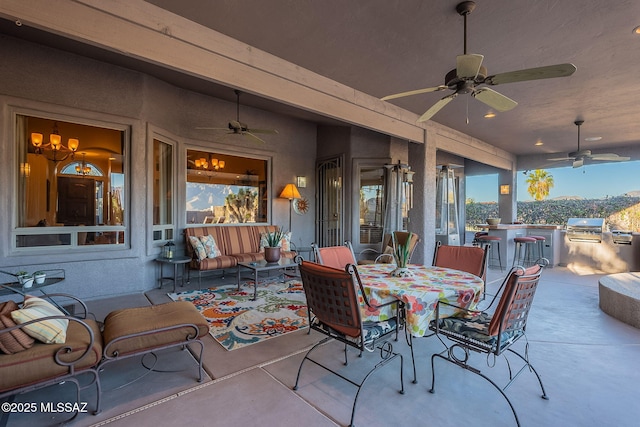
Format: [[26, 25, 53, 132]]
[[550, 195, 583, 201], [625, 190, 640, 197]]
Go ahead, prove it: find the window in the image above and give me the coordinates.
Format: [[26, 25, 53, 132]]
[[14, 114, 127, 249], [153, 139, 174, 241], [186, 150, 268, 224]]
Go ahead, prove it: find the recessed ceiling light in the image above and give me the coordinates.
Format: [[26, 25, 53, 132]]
[[585, 136, 602, 141], [484, 112, 496, 118], [633, 25, 640, 35], [534, 140, 543, 146]]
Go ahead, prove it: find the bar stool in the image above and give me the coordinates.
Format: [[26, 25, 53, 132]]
[[472, 231, 488, 246], [477, 235, 503, 271], [527, 235, 546, 261], [512, 236, 537, 267]]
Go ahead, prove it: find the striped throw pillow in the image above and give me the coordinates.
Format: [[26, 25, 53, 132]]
[[11, 296, 69, 344]]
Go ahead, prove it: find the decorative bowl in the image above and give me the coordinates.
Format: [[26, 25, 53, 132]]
[[486, 218, 501, 226]]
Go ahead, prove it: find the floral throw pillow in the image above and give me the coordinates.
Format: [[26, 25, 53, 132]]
[[189, 235, 207, 261], [199, 234, 222, 258]]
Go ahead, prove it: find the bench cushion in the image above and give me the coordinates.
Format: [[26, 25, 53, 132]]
[[102, 302, 209, 357], [0, 318, 103, 393]]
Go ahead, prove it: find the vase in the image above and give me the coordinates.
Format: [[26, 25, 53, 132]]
[[390, 266, 413, 278], [264, 246, 281, 263], [34, 273, 46, 285]]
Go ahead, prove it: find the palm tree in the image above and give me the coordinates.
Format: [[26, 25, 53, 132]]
[[526, 169, 554, 201]]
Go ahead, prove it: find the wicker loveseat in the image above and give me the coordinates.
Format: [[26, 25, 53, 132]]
[[184, 225, 297, 281]]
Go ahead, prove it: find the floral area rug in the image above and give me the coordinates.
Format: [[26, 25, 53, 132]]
[[168, 280, 308, 351]]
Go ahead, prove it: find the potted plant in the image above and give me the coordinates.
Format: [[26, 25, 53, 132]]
[[264, 227, 285, 263], [391, 232, 414, 277], [33, 270, 46, 285], [16, 271, 34, 288]]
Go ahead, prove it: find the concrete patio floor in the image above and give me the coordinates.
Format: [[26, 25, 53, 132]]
[[2, 265, 640, 427]]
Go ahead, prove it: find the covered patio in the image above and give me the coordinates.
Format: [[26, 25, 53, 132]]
[[3, 265, 639, 427]]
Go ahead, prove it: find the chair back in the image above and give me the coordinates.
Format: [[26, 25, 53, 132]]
[[298, 261, 362, 338], [488, 262, 544, 337], [313, 243, 357, 269], [432, 242, 488, 282]]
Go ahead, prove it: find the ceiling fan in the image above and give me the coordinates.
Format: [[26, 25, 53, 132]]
[[380, 1, 577, 122], [196, 90, 278, 143], [548, 120, 630, 168]]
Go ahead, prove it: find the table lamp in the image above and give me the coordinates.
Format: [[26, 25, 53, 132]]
[[279, 183, 301, 232]]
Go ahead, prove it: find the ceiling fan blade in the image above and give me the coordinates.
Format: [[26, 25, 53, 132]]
[[472, 87, 518, 112], [195, 127, 228, 130], [247, 128, 279, 135], [485, 63, 577, 86], [457, 54, 484, 79], [417, 94, 457, 122], [381, 85, 448, 101], [547, 156, 573, 161], [573, 159, 584, 168], [244, 131, 266, 144], [589, 153, 631, 161]]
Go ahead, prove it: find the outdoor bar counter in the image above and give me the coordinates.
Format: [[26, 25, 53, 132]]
[[476, 223, 563, 268]]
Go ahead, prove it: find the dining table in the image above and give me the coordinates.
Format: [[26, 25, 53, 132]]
[[356, 263, 484, 337]]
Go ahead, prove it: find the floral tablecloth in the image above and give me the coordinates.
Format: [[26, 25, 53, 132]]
[[356, 263, 484, 337]]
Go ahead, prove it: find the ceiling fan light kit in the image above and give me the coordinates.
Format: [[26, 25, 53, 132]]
[[380, 1, 577, 122]]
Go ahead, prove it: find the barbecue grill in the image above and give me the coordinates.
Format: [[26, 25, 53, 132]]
[[566, 218, 606, 243], [611, 230, 633, 245]]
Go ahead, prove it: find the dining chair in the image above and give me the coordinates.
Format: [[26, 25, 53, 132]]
[[428, 258, 549, 427], [432, 241, 489, 285], [312, 242, 357, 269], [294, 260, 406, 427]]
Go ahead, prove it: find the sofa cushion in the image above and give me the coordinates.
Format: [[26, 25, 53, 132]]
[[199, 234, 222, 258], [198, 255, 238, 271], [11, 296, 69, 344], [0, 301, 35, 354], [0, 318, 103, 393], [102, 302, 209, 357], [188, 235, 207, 261]]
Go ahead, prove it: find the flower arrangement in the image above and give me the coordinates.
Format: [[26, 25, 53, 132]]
[[391, 232, 414, 277], [392, 232, 413, 268], [265, 227, 285, 248]]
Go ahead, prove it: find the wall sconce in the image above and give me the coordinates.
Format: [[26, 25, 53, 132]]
[[31, 122, 79, 163], [296, 176, 307, 188], [500, 184, 510, 195]]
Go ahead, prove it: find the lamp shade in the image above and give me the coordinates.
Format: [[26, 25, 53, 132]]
[[279, 183, 301, 200]]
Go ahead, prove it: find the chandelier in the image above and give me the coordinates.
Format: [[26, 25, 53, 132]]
[[75, 153, 91, 176], [194, 156, 225, 170], [31, 122, 79, 162]]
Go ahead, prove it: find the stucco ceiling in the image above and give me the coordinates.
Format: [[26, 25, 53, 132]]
[[143, 0, 640, 159], [3, 0, 640, 160]]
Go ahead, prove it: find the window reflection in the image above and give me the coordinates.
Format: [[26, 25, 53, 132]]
[[186, 150, 268, 224], [359, 166, 385, 244], [153, 139, 174, 241], [15, 115, 127, 248]]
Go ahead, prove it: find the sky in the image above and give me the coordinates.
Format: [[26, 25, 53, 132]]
[[466, 160, 640, 202]]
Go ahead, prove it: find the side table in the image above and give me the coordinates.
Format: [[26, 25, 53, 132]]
[[156, 256, 191, 293]]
